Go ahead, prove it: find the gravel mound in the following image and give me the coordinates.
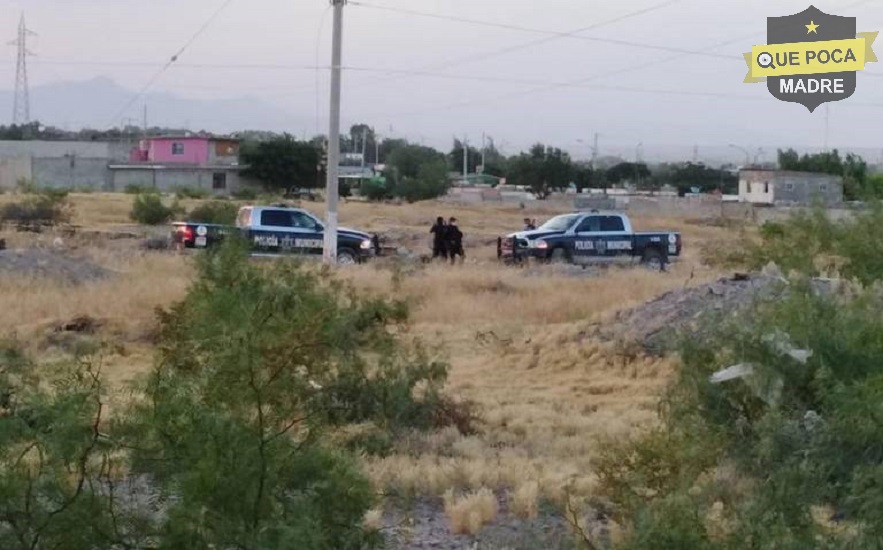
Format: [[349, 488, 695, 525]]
[[0, 249, 112, 284], [597, 267, 834, 355]]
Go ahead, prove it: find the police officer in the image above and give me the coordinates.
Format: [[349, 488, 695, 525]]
[[430, 216, 448, 259], [447, 217, 465, 265]]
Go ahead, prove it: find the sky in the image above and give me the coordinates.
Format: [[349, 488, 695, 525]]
[[1, 0, 883, 163]]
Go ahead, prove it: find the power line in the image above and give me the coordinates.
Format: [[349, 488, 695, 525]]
[[367, 0, 878, 119], [106, 0, 236, 126], [341, 0, 683, 92], [350, 0, 734, 61]]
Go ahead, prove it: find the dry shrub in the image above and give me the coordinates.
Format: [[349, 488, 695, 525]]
[[363, 508, 384, 532], [432, 395, 482, 435], [443, 488, 499, 535], [512, 481, 540, 519]]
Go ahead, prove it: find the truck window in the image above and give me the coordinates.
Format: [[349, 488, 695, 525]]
[[575, 216, 599, 233], [600, 216, 625, 232], [260, 209, 292, 228], [291, 211, 318, 229]]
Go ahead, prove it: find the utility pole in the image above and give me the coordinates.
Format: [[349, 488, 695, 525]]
[[693, 144, 699, 164], [10, 13, 35, 125], [462, 135, 468, 181], [361, 127, 367, 169], [323, 0, 346, 265], [374, 130, 381, 166], [824, 104, 830, 152], [591, 132, 599, 168], [480, 132, 486, 174]]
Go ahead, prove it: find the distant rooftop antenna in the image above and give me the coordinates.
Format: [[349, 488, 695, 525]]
[[9, 13, 36, 125]]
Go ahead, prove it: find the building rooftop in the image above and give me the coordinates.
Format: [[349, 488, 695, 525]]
[[145, 134, 238, 142]]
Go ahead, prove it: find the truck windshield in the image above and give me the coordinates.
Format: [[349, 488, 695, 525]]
[[539, 214, 581, 232]]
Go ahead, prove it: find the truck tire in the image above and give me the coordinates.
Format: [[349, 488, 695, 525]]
[[641, 248, 665, 271], [549, 247, 569, 264], [337, 248, 358, 265]]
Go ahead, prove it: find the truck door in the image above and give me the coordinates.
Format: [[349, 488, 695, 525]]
[[573, 215, 601, 262], [254, 209, 319, 255], [598, 215, 634, 263], [289, 211, 325, 256]]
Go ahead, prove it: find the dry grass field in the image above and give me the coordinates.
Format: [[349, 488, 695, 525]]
[[0, 192, 735, 530]]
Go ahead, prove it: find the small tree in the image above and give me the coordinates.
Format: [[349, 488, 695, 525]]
[[394, 159, 451, 202], [187, 200, 239, 225], [241, 135, 324, 192], [506, 144, 573, 199], [130, 193, 182, 225]]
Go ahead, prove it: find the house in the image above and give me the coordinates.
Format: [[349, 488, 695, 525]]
[[110, 135, 254, 195], [738, 169, 843, 206]]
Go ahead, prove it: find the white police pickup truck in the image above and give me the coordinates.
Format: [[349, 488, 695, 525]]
[[499, 211, 681, 270]]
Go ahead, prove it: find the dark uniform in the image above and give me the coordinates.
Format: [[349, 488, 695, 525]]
[[430, 217, 448, 259], [447, 217, 464, 264]]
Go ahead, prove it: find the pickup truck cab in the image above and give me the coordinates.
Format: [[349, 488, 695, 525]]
[[500, 211, 681, 270], [172, 205, 378, 264]]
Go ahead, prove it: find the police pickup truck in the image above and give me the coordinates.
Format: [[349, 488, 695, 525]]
[[171, 205, 379, 264], [500, 211, 681, 270]]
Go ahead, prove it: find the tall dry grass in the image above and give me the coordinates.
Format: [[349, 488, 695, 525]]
[[0, 194, 736, 517]]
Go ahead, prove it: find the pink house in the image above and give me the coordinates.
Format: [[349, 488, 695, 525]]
[[129, 135, 239, 165], [116, 135, 248, 195]]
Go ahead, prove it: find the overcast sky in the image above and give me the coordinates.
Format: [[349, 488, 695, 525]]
[[1, 0, 882, 162]]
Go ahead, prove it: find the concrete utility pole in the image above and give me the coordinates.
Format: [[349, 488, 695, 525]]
[[360, 127, 367, 168], [591, 133, 599, 168], [480, 132, 486, 173], [824, 104, 830, 152], [323, 0, 346, 265], [462, 135, 468, 180]]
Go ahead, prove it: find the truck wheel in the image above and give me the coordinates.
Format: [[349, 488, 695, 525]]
[[641, 249, 665, 271], [337, 248, 358, 265], [549, 247, 569, 264]]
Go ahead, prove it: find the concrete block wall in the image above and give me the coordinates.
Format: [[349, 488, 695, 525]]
[[0, 157, 31, 190], [32, 157, 112, 190], [110, 168, 250, 196]]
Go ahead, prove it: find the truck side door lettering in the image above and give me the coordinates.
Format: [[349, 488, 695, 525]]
[[573, 216, 600, 257], [598, 215, 632, 262]]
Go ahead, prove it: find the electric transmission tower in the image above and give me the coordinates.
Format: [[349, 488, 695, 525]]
[[9, 14, 36, 125]]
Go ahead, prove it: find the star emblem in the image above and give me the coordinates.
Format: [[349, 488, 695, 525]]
[[806, 20, 820, 34]]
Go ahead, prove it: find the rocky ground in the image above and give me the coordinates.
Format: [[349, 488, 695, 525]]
[[381, 494, 584, 550], [595, 265, 836, 355]]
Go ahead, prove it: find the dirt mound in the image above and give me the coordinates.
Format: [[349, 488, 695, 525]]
[[597, 269, 833, 355], [0, 249, 112, 284]]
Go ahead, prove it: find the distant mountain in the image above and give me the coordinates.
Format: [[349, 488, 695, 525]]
[[0, 77, 312, 134]]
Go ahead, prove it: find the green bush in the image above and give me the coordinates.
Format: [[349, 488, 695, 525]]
[[0, 189, 72, 231], [124, 183, 152, 194], [360, 179, 394, 202], [0, 238, 459, 548], [232, 187, 258, 200], [706, 202, 883, 285], [172, 185, 210, 199], [129, 193, 182, 225], [186, 200, 239, 225], [393, 159, 451, 203], [594, 279, 883, 548]]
